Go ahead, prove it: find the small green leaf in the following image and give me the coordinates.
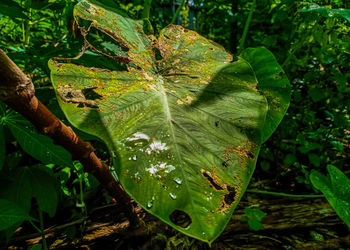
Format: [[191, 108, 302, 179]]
[[330, 141, 344, 152], [310, 166, 350, 228], [308, 154, 321, 167], [298, 142, 322, 153], [4, 112, 73, 167], [284, 154, 296, 167], [244, 207, 266, 218], [300, 3, 350, 23], [248, 218, 264, 231], [0, 199, 33, 231], [242, 207, 266, 231]]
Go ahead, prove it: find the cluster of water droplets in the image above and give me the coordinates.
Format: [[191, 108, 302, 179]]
[[146, 162, 176, 177], [204, 190, 213, 201], [146, 141, 168, 155], [121, 132, 184, 202]]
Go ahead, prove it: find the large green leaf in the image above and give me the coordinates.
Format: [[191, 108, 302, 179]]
[[4, 112, 73, 167], [240, 47, 291, 142], [49, 0, 289, 242], [310, 166, 350, 228], [0, 199, 33, 231]]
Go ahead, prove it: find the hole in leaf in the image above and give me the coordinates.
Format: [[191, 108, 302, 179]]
[[73, 50, 128, 71], [224, 186, 236, 205], [76, 17, 92, 31], [153, 48, 163, 60], [231, 55, 238, 62], [169, 210, 192, 228], [222, 161, 228, 167], [82, 87, 102, 100], [215, 120, 219, 127], [86, 27, 129, 58], [70, 23, 138, 71], [202, 170, 224, 190]]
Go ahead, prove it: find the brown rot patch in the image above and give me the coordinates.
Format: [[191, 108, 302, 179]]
[[169, 210, 192, 228], [57, 85, 102, 109], [223, 141, 257, 166], [225, 145, 255, 160], [201, 169, 224, 191]]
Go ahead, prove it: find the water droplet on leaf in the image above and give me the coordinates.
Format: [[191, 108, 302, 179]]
[[147, 200, 153, 208], [174, 177, 182, 185]]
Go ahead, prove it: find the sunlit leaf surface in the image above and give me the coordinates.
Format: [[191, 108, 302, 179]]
[[300, 3, 350, 23], [49, 0, 289, 242]]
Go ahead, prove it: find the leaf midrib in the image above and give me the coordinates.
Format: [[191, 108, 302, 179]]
[[156, 76, 207, 238]]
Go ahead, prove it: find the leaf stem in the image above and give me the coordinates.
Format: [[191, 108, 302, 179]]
[[78, 172, 88, 230], [246, 189, 324, 198], [171, 0, 186, 24], [29, 220, 41, 233], [238, 0, 256, 54], [142, 0, 152, 19], [38, 209, 48, 250]]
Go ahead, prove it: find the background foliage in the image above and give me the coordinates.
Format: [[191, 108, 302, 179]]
[[0, 0, 349, 247]]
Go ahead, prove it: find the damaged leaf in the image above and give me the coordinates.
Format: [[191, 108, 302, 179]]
[[49, 0, 290, 243]]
